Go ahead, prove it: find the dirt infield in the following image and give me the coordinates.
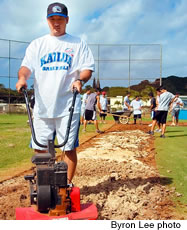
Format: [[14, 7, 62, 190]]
[[0, 123, 185, 220]]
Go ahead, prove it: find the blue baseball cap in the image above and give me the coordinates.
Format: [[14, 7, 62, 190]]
[[47, 2, 68, 18]]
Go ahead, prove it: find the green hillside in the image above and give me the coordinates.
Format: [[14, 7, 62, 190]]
[[130, 76, 187, 95]]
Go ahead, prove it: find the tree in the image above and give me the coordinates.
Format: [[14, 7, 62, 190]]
[[0, 84, 5, 89], [96, 79, 100, 89], [92, 78, 96, 89]]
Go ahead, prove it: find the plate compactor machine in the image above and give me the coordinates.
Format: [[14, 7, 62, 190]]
[[16, 88, 98, 220]]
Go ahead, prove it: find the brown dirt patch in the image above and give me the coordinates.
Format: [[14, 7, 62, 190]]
[[0, 123, 185, 220]]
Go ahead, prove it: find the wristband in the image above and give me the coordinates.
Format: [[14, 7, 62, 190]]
[[76, 79, 85, 86]]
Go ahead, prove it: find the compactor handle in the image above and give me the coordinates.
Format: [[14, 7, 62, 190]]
[[21, 87, 47, 148], [55, 88, 79, 148], [21, 87, 79, 149]]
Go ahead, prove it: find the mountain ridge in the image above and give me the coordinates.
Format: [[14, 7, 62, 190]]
[[130, 76, 187, 95]]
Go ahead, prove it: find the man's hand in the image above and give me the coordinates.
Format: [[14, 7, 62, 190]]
[[16, 78, 28, 92], [16, 66, 31, 92], [71, 70, 92, 93], [71, 80, 82, 93]]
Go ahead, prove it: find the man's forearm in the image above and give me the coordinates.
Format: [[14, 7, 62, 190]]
[[18, 66, 31, 80], [79, 70, 93, 83]]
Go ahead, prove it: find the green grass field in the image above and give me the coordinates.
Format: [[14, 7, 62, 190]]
[[0, 114, 33, 170], [0, 113, 109, 176], [155, 125, 187, 212], [0, 113, 187, 214]]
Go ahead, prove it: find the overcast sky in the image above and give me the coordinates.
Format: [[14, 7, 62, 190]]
[[0, 0, 187, 88]]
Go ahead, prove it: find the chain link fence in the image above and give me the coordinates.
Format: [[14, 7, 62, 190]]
[[0, 38, 162, 106], [89, 43, 162, 88]]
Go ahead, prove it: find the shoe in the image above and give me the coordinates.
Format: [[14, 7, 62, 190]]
[[148, 124, 152, 127], [147, 131, 154, 135], [160, 134, 165, 138], [96, 130, 104, 134], [155, 129, 161, 132], [82, 129, 86, 132], [170, 123, 175, 126]]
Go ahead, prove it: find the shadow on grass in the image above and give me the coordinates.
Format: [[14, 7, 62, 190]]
[[167, 134, 187, 138], [166, 130, 184, 133], [0, 122, 15, 125]]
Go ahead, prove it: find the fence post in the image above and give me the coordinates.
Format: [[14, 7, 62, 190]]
[[128, 45, 131, 91], [160, 44, 162, 86], [8, 40, 11, 113]]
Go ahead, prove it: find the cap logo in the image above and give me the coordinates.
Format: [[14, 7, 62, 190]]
[[52, 6, 62, 13]]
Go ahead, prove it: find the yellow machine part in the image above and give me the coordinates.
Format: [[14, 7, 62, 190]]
[[49, 188, 71, 216]]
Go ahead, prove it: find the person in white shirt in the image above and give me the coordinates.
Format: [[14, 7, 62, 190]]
[[83, 88, 104, 133], [80, 87, 91, 125], [170, 93, 183, 126], [123, 92, 131, 111], [130, 96, 143, 124], [16, 2, 95, 183], [99, 91, 108, 123]]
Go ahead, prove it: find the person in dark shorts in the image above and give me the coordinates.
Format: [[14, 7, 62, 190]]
[[83, 88, 104, 133], [130, 95, 143, 124], [148, 90, 162, 132], [148, 92, 156, 121], [99, 91, 108, 123], [155, 110, 168, 124], [80, 87, 91, 125], [148, 86, 176, 138]]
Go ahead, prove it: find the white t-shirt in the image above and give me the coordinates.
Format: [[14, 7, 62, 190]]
[[81, 93, 88, 109], [100, 96, 108, 110], [123, 96, 130, 109], [130, 99, 143, 115], [21, 33, 95, 118], [172, 97, 183, 110], [157, 91, 175, 111]]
